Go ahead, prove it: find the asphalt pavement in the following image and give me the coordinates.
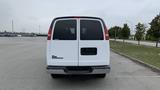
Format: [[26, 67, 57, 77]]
[[0, 37, 159, 90]]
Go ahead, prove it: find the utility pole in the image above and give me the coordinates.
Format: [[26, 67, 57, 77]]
[[39, 25, 40, 34], [12, 20, 14, 33]]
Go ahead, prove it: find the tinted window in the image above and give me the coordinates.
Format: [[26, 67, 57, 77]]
[[80, 20, 104, 40], [53, 20, 76, 40]]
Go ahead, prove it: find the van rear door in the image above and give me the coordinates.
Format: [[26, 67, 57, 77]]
[[79, 19, 110, 66], [47, 19, 78, 66]]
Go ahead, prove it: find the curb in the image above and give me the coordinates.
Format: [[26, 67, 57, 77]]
[[110, 39, 160, 48], [111, 49, 160, 74]]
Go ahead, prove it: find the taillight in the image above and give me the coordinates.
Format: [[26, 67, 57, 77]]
[[104, 26, 109, 40], [47, 27, 52, 40]]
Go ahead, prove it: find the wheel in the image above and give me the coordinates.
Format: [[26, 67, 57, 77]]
[[50, 74, 61, 78], [96, 74, 106, 78]]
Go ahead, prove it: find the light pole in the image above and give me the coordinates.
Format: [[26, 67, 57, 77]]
[[12, 20, 14, 33], [39, 25, 40, 34]]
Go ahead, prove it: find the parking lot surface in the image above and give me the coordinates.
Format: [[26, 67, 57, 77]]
[[0, 37, 159, 90]]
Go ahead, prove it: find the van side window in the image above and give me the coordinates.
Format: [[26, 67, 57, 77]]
[[80, 20, 104, 40], [53, 20, 77, 40]]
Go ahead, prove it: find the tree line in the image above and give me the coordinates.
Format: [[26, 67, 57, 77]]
[[109, 13, 160, 47]]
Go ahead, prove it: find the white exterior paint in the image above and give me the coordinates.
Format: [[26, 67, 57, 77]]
[[46, 17, 110, 67]]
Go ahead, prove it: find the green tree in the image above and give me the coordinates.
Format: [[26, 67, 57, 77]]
[[146, 29, 152, 40], [121, 24, 130, 43], [146, 28, 156, 41], [109, 27, 115, 38], [149, 14, 160, 47], [135, 23, 146, 45], [109, 26, 122, 40]]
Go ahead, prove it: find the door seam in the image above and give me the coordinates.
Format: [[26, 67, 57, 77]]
[[77, 18, 80, 66]]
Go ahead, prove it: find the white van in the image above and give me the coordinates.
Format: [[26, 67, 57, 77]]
[[46, 16, 110, 78]]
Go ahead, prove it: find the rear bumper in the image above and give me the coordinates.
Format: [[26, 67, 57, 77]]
[[46, 65, 110, 74]]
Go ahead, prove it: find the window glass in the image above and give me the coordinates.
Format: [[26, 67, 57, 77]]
[[53, 20, 76, 40], [80, 20, 103, 40]]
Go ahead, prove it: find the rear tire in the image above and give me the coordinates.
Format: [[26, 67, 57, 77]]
[[96, 74, 106, 78], [50, 74, 61, 78]]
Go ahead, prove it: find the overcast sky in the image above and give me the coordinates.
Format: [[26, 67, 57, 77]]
[[0, 0, 160, 34]]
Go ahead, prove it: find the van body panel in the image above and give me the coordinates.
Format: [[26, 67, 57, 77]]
[[79, 41, 110, 66], [78, 18, 110, 66], [49, 41, 78, 66], [46, 16, 110, 75], [47, 19, 78, 66]]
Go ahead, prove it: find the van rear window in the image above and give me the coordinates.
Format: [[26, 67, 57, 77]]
[[80, 20, 104, 40], [53, 20, 76, 40]]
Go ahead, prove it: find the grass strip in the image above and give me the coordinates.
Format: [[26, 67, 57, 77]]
[[110, 40, 160, 68]]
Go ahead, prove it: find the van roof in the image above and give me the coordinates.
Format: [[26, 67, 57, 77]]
[[51, 16, 105, 28], [53, 16, 103, 20]]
